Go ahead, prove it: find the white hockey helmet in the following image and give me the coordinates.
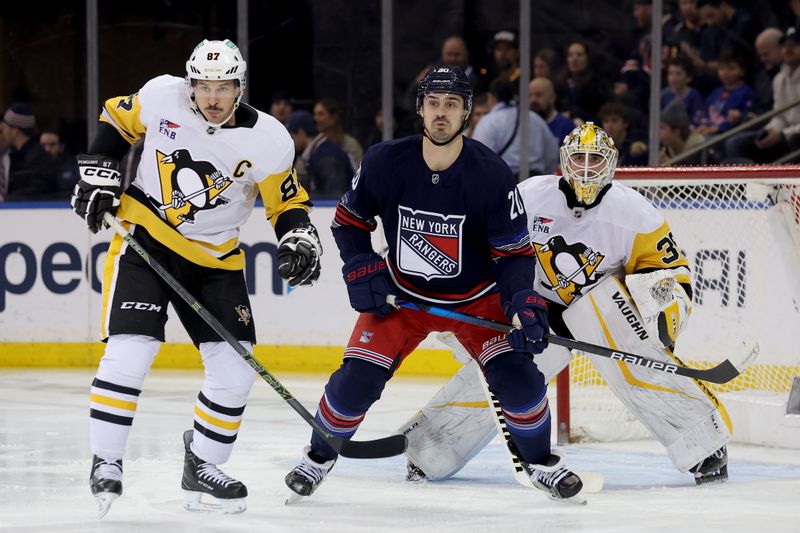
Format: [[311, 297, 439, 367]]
[[559, 122, 618, 205], [185, 39, 247, 129]]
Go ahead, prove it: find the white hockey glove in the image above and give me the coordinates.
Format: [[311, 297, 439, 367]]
[[71, 155, 122, 234], [626, 271, 692, 349], [277, 223, 323, 287]]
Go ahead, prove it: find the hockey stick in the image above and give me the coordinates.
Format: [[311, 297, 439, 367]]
[[102, 213, 407, 459], [436, 332, 603, 494], [391, 298, 758, 385], [157, 179, 231, 210]]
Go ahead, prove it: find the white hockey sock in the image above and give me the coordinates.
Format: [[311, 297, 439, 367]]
[[90, 335, 160, 459], [192, 342, 256, 465]]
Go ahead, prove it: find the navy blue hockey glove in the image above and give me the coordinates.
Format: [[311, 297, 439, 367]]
[[342, 253, 396, 317], [277, 224, 323, 287], [504, 289, 549, 354], [71, 154, 122, 234]]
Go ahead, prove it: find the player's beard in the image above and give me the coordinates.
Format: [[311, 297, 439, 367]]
[[425, 118, 459, 145]]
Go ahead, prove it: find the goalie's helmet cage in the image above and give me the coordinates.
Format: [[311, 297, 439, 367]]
[[559, 122, 618, 205], [416, 65, 473, 142], [185, 39, 247, 131]]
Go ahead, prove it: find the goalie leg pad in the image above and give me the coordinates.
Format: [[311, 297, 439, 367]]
[[400, 358, 497, 480], [563, 276, 730, 472]]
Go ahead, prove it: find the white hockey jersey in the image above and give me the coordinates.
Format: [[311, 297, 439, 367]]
[[99, 75, 310, 270], [518, 175, 691, 306]]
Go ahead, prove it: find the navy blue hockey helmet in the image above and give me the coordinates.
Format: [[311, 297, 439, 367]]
[[416, 65, 473, 117]]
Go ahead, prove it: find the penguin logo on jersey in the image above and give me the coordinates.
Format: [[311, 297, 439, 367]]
[[155, 149, 232, 226], [234, 305, 251, 326], [534, 235, 605, 305], [397, 206, 465, 280]]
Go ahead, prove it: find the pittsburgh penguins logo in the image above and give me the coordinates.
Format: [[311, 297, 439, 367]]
[[534, 235, 605, 305], [156, 149, 232, 225]]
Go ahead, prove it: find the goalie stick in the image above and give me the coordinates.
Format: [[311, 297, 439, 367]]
[[103, 213, 407, 459], [391, 298, 758, 385], [436, 333, 603, 496]]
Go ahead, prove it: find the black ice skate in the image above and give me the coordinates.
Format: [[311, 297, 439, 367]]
[[406, 459, 427, 482], [284, 445, 336, 504], [181, 430, 247, 514], [90, 455, 123, 519], [691, 446, 728, 485], [527, 450, 586, 504]]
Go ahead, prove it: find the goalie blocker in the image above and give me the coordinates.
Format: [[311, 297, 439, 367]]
[[400, 275, 731, 481]]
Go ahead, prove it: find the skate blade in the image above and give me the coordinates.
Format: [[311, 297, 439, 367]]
[[285, 491, 306, 505], [550, 492, 588, 505], [95, 492, 119, 519], [183, 490, 246, 514]]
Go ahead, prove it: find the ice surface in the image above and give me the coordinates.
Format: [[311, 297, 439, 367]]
[[1, 370, 799, 532]]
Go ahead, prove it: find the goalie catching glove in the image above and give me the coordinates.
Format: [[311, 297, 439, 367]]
[[277, 224, 323, 287], [504, 289, 549, 354], [626, 270, 692, 349], [71, 155, 122, 233]]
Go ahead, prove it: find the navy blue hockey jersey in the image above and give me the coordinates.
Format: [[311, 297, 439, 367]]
[[332, 135, 533, 304]]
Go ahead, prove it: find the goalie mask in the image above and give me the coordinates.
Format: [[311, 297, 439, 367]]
[[560, 122, 618, 205], [185, 39, 247, 131], [416, 65, 473, 145]]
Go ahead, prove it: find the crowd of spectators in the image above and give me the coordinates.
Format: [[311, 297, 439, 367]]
[[5, 0, 800, 201]]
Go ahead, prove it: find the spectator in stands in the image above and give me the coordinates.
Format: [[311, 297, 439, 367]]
[[692, 1, 759, 81], [40, 129, 79, 196], [631, 0, 654, 72], [269, 91, 293, 125], [560, 40, 613, 123], [533, 48, 559, 80], [665, 0, 703, 60], [491, 31, 521, 83], [661, 56, 705, 127], [402, 36, 482, 125], [725, 23, 800, 163], [659, 99, 707, 164], [0, 122, 9, 201], [1, 103, 57, 201], [695, 52, 754, 136], [313, 97, 363, 167], [529, 77, 574, 146], [287, 110, 354, 199], [752, 28, 785, 114], [472, 77, 558, 179], [465, 92, 491, 138], [597, 101, 649, 165], [362, 106, 399, 148]]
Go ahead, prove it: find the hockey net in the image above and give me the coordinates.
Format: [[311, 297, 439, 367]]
[[557, 165, 800, 448]]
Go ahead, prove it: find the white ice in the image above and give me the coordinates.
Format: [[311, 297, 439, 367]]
[[1, 369, 799, 532]]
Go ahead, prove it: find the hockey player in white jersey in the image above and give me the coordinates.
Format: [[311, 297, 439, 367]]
[[71, 39, 322, 517], [400, 123, 730, 488]]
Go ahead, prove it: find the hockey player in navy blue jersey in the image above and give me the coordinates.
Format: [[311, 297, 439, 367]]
[[284, 65, 585, 503]]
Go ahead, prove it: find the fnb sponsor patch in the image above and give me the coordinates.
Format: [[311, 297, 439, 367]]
[[396, 206, 465, 280]]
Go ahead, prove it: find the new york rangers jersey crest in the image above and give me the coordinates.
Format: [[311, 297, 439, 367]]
[[397, 206, 465, 280]]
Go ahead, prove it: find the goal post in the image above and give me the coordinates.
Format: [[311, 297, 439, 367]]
[[556, 165, 800, 448]]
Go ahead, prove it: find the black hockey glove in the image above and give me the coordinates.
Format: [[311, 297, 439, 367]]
[[277, 223, 323, 287], [504, 289, 549, 354], [342, 252, 396, 317], [71, 154, 122, 234]]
